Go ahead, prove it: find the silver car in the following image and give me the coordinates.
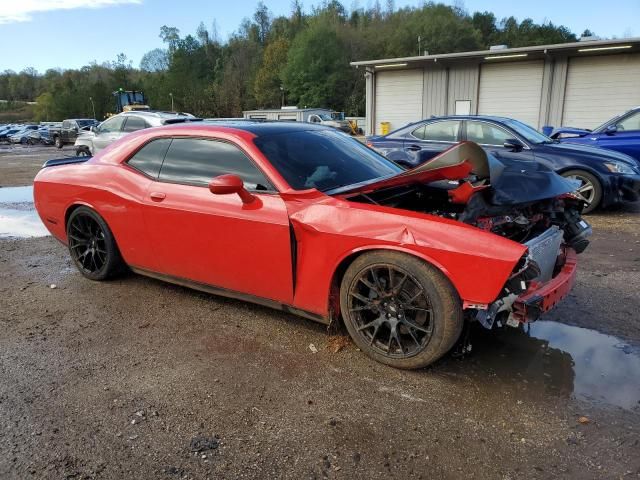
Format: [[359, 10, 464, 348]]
[[74, 111, 199, 156]]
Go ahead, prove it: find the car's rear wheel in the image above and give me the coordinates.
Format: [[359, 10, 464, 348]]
[[66, 207, 124, 280], [561, 169, 602, 214], [340, 251, 463, 369]]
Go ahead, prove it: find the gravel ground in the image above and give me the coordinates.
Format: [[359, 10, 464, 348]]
[[1, 145, 639, 479]]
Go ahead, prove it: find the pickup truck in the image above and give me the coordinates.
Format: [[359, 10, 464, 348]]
[[50, 119, 98, 148]]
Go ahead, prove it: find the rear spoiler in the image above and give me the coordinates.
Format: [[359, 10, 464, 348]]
[[42, 157, 90, 168]]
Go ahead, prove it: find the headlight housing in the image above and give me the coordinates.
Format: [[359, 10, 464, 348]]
[[604, 161, 636, 174]]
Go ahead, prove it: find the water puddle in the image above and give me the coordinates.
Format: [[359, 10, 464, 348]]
[[0, 186, 49, 238], [441, 321, 640, 410]]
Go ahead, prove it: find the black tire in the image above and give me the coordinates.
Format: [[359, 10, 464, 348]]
[[54, 135, 63, 149], [76, 147, 91, 157], [561, 169, 602, 214], [340, 251, 463, 369], [66, 206, 125, 281]]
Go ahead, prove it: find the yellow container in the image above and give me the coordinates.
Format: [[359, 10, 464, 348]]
[[380, 121, 390, 135]]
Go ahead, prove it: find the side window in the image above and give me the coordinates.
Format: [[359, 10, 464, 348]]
[[126, 138, 171, 179], [159, 138, 273, 191], [618, 112, 640, 131], [99, 116, 125, 133], [466, 122, 512, 146], [123, 116, 149, 132], [412, 121, 460, 142], [62, 120, 70, 129]]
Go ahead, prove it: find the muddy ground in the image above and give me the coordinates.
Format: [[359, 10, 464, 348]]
[[1, 145, 639, 479]]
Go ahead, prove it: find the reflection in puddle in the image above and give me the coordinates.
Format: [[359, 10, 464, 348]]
[[442, 321, 640, 410], [0, 186, 49, 238]]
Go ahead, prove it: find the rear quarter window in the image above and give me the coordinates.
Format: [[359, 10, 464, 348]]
[[126, 138, 172, 179]]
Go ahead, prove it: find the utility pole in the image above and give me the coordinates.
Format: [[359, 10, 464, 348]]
[[89, 97, 96, 119], [169, 92, 174, 111], [280, 86, 285, 108], [418, 35, 421, 56]]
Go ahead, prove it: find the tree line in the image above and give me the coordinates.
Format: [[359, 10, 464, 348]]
[[0, 1, 584, 121]]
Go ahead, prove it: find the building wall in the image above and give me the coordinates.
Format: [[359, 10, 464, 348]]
[[368, 52, 640, 133], [446, 64, 480, 116]]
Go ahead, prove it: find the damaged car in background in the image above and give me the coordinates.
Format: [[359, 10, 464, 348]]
[[33, 123, 591, 369]]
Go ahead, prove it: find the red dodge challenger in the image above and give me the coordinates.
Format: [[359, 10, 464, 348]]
[[34, 122, 591, 369]]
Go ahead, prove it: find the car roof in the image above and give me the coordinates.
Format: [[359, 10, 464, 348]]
[[120, 110, 194, 119], [428, 115, 514, 123], [157, 120, 334, 136]]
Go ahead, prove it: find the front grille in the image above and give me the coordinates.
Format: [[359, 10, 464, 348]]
[[524, 226, 564, 282]]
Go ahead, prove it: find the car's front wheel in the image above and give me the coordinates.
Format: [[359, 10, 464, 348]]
[[66, 207, 124, 281], [54, 136, 63, 148], [340, 251, 463, 369], [561, 169, 602, 214]]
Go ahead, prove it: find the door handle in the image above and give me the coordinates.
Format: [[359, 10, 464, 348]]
[[149, 192, 166, 202], [406, 144, 422, 151]]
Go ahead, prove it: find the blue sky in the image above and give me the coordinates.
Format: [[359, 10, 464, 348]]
[[0, 0, 637, 73]]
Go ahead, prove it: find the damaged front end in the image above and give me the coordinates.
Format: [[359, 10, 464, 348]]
[[339, 141, 592, 330]]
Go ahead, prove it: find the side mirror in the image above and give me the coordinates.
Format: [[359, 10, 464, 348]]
[[208, 174, 255, 204], [90, 125, 98, 134], [503, 138, 524, 151], [605, 124, 617, 135]]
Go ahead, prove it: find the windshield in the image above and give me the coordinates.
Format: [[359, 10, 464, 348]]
[[253, 129, 402, 191], [504, 119, 553, 144], [77, 120, 96, 127], [317, 113, 333, 121]]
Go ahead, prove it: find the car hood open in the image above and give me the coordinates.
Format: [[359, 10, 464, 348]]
[[333, 141, 577, 205]]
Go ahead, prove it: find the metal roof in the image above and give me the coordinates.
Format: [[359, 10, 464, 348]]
[[351, 37, 640, 68]]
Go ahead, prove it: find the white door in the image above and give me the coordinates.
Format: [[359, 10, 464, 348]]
[[562, 54, 640, 129], [478, 60, 544, 128], [375, 69, 423, 134]]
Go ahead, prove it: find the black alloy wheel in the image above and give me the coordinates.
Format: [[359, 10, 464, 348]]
[[340, 251, 463, 369], [66, 207, 124, 280], [347, 264, 434, 358]]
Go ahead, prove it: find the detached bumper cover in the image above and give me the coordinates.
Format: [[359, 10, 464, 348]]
[[602, 173, 640, 205], [511, 248, 578, 323]]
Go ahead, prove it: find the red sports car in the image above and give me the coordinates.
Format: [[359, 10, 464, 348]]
[[34, 122, 591, 369]]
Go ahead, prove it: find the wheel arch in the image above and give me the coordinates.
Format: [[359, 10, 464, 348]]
[[327, 245, 459, 323]]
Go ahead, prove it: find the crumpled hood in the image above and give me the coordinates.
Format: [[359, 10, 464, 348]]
[[486, 155, 578, 205], [335, 141, 577, 205]]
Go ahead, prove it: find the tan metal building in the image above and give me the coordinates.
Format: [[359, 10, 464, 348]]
[[351, 38, 640, 135]]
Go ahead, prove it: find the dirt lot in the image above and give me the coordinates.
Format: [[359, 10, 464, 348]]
[[1, 146, 639, 479]]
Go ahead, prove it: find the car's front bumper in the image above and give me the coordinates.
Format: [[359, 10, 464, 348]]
[[510, 248, 577, 323]]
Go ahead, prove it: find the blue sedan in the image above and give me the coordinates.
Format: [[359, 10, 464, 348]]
[[551, 107, 640, 163], [367, 115, 640, 213]]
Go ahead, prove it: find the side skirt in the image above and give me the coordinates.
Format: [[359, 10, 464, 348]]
[[129, 266, 329, 325]]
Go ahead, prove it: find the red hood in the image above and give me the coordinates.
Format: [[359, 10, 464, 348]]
[[335, 141, 490, 196]]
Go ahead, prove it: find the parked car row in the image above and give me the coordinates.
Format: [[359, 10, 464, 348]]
[[73, 110, 199, 156], [0, 122, 64, 146], [367, 114, 640, 213]]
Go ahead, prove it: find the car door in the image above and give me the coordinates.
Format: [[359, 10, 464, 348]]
[[140, 137, 294, 304], [92, 116, 126, 152], [403, 120, 462, 166], [593, 110, 640, 161], [464, 120, 535, 163]]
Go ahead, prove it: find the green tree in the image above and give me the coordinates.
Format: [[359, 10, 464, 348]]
[[254, 38, 289, 107], [282, 22, 349, 109]]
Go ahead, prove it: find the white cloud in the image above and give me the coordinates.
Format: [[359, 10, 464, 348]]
[[0, 0, 142, 25]]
